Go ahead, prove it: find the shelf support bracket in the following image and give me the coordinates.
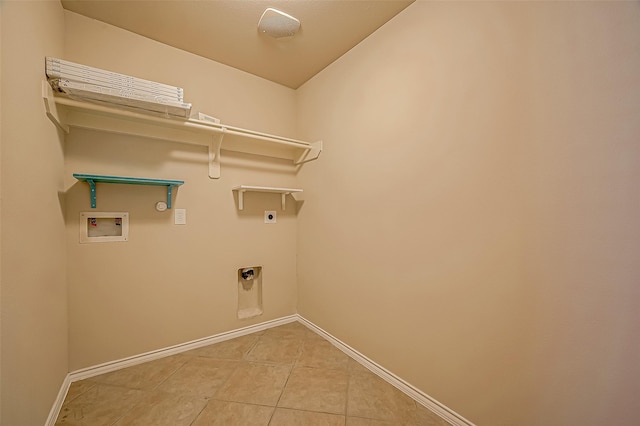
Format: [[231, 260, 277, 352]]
[[294, 140, 323, 165], [232, 186, 302, 211], [167, 186, 175, 209], [42, 81, 69, 133], [86, 179, 97, 208], [238, 189, 246, 211], [208, 131, 224, 179]]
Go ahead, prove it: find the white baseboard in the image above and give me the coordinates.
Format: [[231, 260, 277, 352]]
[[68, 315, 297, 382], [296, 315, 475, 426], [46, 313, 472, 426], [44, 374, 72, 426], [45, 315, 297, 425]]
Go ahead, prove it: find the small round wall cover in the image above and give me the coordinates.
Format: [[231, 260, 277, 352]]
[[155, 201, 168, 212]]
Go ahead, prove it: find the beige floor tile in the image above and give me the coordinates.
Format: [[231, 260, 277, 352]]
[[215, 361, 291, 406], [246, 334, 302, 364], [346, 417, 395, 426], [303, 331, 328, 341], [415, 404, 453, 426], [263, 321, 316, 340], [347, 371, 417, 422], [55, 384, 146, 426], [271, 408, 346, 425], [55, 323, 451, 426], [348, 412, 453, 426], [278, 366, 349, 415], [191, 400, 274, 425], [156, 357, 239, 398], [112, 390, 207, 426], [63, 380, 97, 404], [297, 325, 328, 341], [88, 355, 189, 390], [184, 334, 259, 360], [298, 339, 349, 370]]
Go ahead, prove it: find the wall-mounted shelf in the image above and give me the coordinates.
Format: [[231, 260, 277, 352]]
[[43, 82, 322, 179], [73, 173, 184, 209], [232, 185, 303, 211]]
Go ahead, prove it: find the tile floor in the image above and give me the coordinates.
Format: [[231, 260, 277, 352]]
[[56, 322, 451, 425]]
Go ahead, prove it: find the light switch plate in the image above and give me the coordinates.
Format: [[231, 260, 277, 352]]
[[174, 208, 187, 225]]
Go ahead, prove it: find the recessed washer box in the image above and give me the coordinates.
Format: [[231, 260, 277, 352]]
[[80, 212, 129, 243]]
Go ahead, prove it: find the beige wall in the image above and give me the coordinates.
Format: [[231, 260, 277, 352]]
[[63, 11, 300, 370], [2, 1, 639, 424], [0, 1, 68, 425], [296, 2, 640, 425], [0, 2, 3, 420]]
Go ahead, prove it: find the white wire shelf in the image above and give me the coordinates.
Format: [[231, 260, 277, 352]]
[[42, 81, 322, 179]]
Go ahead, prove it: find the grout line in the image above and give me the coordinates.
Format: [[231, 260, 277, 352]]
[[345, 357, 352, 419], [64, 380, 98, 405], [211, 361, 243, 403], [105, 385, 151, 426], [268, 328, 306, 424], [268, 406, 348, 422], [187, 399, 209, 426], [149, 356, 191, 392], [271, 357, 295, 410], [244, 334, 262, 360]]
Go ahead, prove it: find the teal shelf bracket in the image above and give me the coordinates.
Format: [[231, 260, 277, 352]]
[[86, 179, 97, 208], [73, 174, 184, 209], [167, 185, 175, 209]]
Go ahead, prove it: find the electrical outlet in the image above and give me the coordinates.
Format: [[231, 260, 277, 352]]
[[264, 211, 277, 224]]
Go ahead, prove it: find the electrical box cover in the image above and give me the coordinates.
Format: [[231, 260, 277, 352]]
[[80, 212, 129, 243]]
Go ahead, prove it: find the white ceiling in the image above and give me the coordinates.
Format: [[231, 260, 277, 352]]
[[61, 0, 415, 89]]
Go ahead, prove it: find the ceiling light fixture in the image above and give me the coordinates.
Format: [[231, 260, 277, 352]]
[[258, 8, 300, 39]]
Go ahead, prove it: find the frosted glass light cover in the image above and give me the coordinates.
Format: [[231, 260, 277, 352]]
[[258, 8, 300, 38]]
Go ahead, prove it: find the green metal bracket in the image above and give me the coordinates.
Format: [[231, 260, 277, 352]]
[[73, 174, 184, 209], [86, 179, 97, 208]]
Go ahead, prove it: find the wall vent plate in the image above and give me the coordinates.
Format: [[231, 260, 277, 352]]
[[264, 211, 277, 224]]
